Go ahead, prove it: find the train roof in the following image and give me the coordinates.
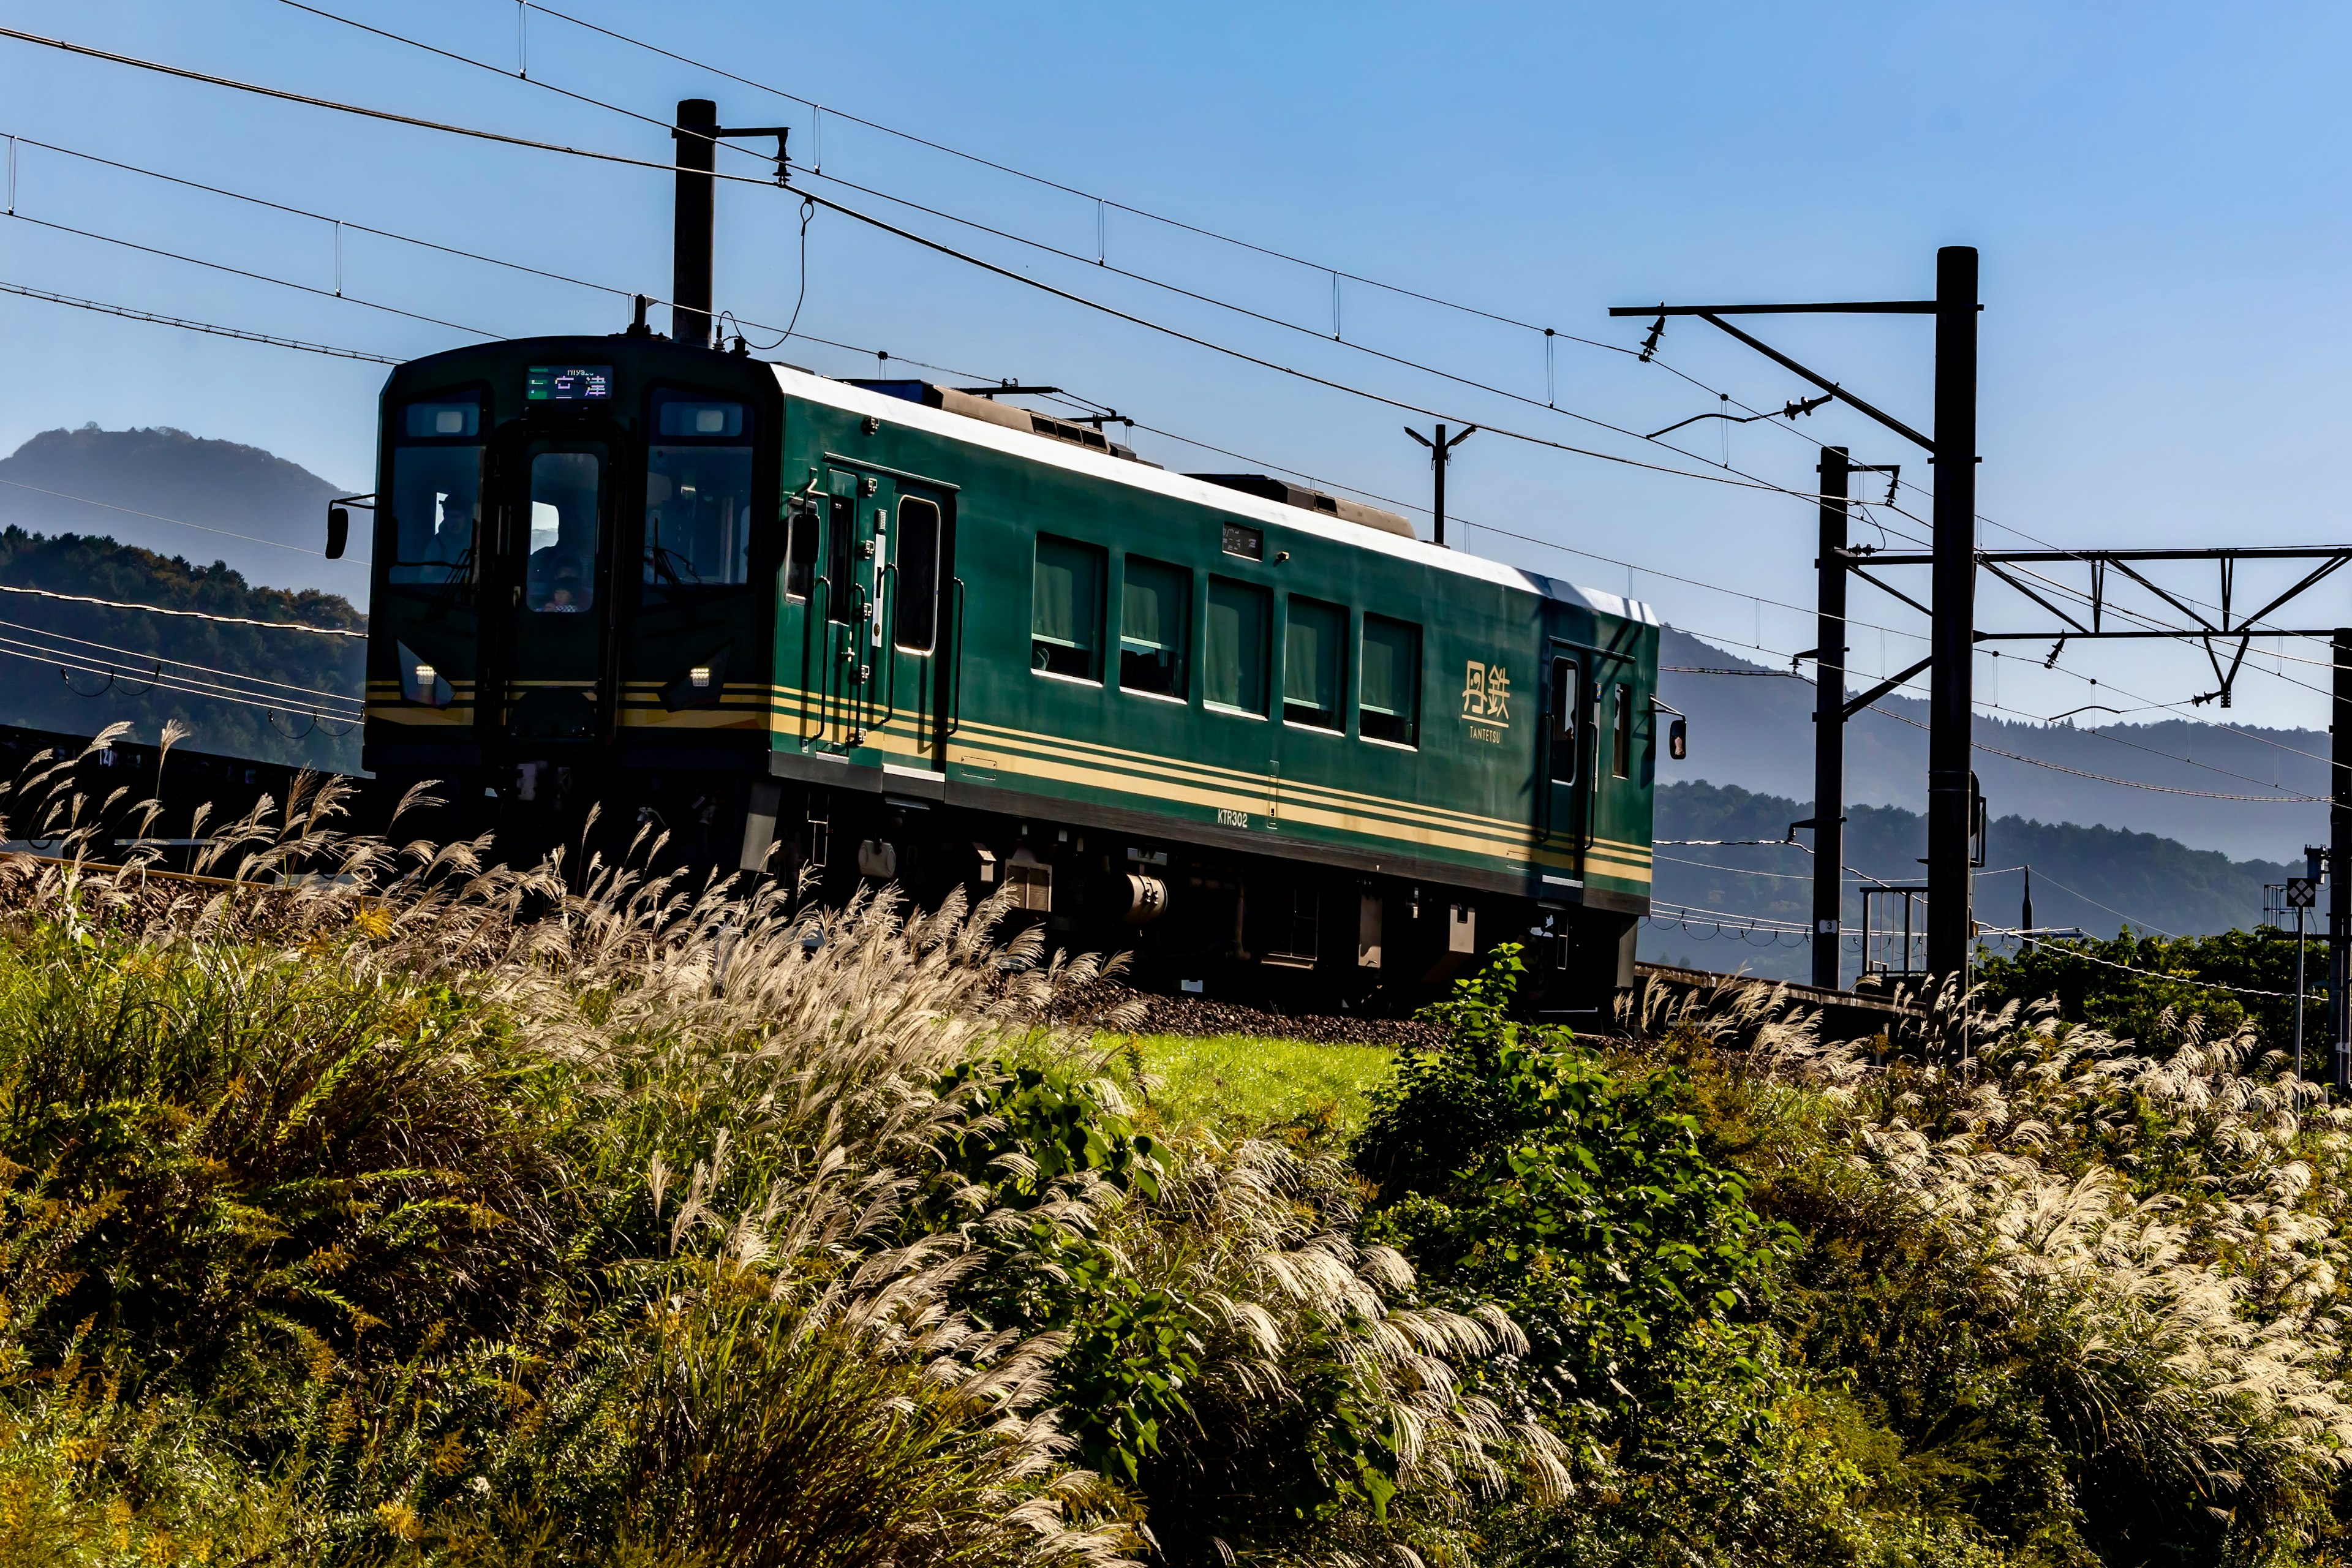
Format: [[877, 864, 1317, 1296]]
[[774, 364, 1659, 629]]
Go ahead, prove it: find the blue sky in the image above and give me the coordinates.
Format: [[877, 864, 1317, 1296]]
[[2, 1, 2349, 734]]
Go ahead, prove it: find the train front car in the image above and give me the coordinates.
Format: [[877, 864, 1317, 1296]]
[[361, 333, 785, 854], [356, 341, 1658, 1018]]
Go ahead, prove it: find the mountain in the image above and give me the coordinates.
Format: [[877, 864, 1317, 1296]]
[[1649, 778, 2299, 985], [1655, 627, 2326, 864], [0, 425, 364, 601]]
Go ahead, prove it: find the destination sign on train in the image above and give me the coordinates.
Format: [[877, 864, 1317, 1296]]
[[525, 365, 612, 401]]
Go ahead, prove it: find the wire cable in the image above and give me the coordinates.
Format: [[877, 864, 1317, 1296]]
[[0, 277, 398, 363], [4, 130, 636, 309], [0, 616, 359, 705], [0, 638, 358, 719], [0, 581, 363, 636], [0, 475, 363, 564], [2, 212, 492, 337], [517, 0, 1620, 347]]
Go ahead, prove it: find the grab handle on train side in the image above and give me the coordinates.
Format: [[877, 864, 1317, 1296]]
[[945, 576, 967, 738]]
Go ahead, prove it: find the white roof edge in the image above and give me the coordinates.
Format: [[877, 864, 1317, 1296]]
[[771, 364, 1657, 629]]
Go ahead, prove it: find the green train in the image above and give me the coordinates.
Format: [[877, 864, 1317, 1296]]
[[344, 330, 1662, 1014]]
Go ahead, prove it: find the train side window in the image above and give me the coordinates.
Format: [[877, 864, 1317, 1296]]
[[1031, 534, 1104, 681], [1550, 657, 1580, 783], [1611, 682, 1633, 778], [1283, 596, 1346, 730], [1360, 616, 1419, 746], [894, 497, 941, 652], [785, 502, 818, 600], [643, 393, 753, 593], [1120, 556, 1189, 699], [1204, 575, 1270, 715]]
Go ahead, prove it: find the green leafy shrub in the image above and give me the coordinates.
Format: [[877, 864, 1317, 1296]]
[[1358, 947, 1788, 1419]]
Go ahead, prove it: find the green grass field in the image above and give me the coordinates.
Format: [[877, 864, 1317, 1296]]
[[1110, 1031, 1397, 1146]]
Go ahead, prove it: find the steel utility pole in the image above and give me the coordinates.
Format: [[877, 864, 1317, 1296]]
[[1404, 423, 1476, 546], [1926, 247, 1981, 1027], [1609, 251, 1978, 1040], [2334, 629, 2352, 1091], [1811, 448, 1850, 990], [671, 98, 719, 345], [669, 102, 791, 347]]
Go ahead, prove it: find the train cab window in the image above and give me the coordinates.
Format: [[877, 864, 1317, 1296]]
[[1119, 556, 1189, 699], [643, 393, 753, 593], [526, 450, 601, 613], [894, 497, 941, 652], [1550, 657, 1581, 783], [386, 397, 483, 587], [1031, 534, 1104, 680], [1360, 615, 1420, 747], [1282, 596, 1346, 730], [1611, 682, 1634, 778], [1204, 576, 1270, 715]]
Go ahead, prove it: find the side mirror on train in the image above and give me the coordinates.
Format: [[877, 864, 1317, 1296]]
[[1669, 716, 1687, 761], [325, 494, 373, 561]]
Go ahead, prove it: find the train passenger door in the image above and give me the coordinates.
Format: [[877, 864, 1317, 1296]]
[[881, 483, 953, 771], [1540, 646, 1588, 876], [809, 466, 879, 752], [484, 423, 620, 747], [807, 464, 954, 766]]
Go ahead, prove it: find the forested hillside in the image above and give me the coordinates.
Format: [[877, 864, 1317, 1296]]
[[1651, 778, 2296, 984], [0, 527, 363, 772]]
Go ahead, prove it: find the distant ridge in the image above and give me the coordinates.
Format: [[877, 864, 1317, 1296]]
[[0, 424, 362, 599], [1656, 627, 2325, 863]]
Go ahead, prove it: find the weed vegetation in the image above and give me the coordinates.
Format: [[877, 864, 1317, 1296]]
[[0, 727, 2348, 1564], [1117, 1033, 1393, 1147]]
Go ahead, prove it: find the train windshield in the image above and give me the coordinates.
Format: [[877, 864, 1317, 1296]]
[[526, 449, 602, 613], [643, 392, 753, 595], [387, 398, 483, 587]]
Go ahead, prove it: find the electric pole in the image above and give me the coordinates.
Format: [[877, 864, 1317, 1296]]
[[669, 101, 791, 348], [671, 99, 718, 345], [1926, 245, 1980, 1054], [2334, 631, 2351, 1091], [1404, 423, 1476, 547], [1811, 447, 1850, 990]]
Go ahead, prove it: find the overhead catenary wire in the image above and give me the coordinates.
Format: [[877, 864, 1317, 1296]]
[[20, 22, 2350, 766], [0, 638, 359, 720], [513, 0, 1599, 344], [1, 212, 494, 338], [0, 278, 399, 363], [0, 616, 360, 706], [0, 581, 363, 637], [18, 257, 2305, 809], [29, 17, 2332, 737], [0, 475, 364, 564], [0, 23, 1849, 508], [279, 1, 1866, 503]]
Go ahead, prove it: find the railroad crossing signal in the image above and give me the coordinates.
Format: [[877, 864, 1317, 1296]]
[[2288, 878, 2319, 910]]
